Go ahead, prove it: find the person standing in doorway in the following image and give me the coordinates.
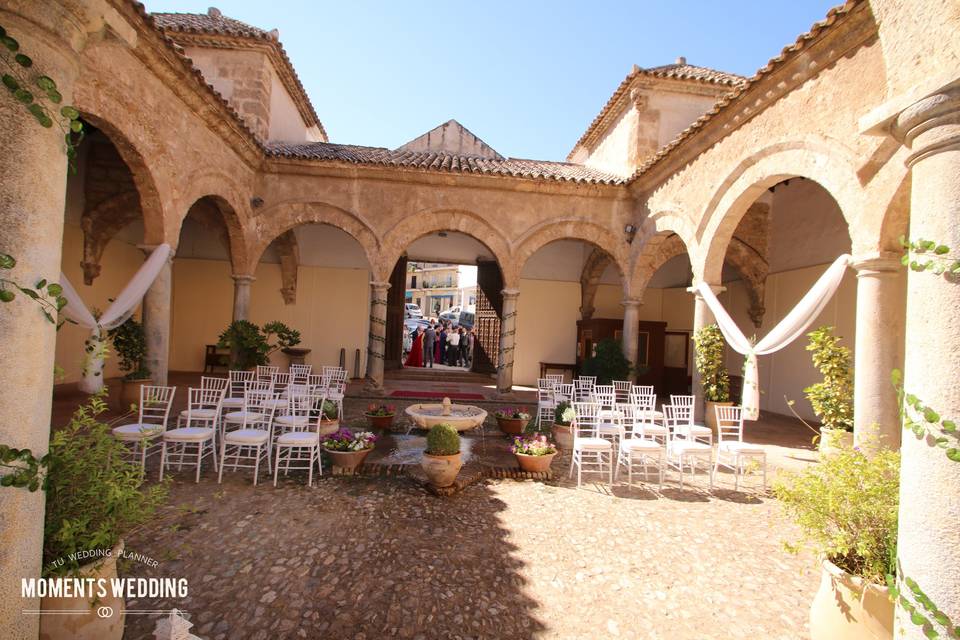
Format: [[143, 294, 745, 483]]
[[447, 326, 461, 365], [438, 323, 447, 365], [458, 327, 469, 368], [424, 322, 436, 368]]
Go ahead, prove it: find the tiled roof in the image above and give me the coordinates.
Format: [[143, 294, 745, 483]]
[[151, 9, 326, 139], [266, 141, 625, 185], [631, 1, 861, 181], [569, 58, 744, 158]]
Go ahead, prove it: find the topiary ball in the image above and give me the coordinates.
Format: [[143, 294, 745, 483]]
[[426, 423, 460, 456]]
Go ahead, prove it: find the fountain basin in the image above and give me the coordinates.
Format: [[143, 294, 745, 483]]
[[404, 401, 487, 432]]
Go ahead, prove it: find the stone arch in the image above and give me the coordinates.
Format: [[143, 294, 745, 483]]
[[246, 201, 379, 274], [172, 169, 251, 271], [697, 140, 862, 282], [378, 208, 512, 284], [629, 230, 692, 299], [178, 194, 249, 273], [876, 172, 911, 255], [73, 111, 166, 248], [511, 219, 630, 295]]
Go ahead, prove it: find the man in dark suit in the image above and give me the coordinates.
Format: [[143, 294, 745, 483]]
[[424, 323, 436, 368]]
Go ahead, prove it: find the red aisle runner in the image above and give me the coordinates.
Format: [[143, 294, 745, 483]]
[[389, 390, 486, 401]]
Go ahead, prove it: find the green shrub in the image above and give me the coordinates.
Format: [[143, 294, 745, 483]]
[[693, 324, 730, 402], [425, 423, 460, 456], [773, 444, 899, 583], [581, 338, 631, 385], [43, 393, 168, 576], [107, 318, 149, 380], [804, 326, 854, 432], [217, 319, 301, 369]]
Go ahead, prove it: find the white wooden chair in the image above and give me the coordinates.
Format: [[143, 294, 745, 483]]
[[613, 380, 632, 406], [574, 376, 596, 402], [218, 389, 277, 486], [322, 368, 347, 420], [112, 385, 175, 472], [713, 405, 766, 491], [545, 374, 564, 386], [222, 370, 254, 411], [664, 404, 713, 490], [627, 393, 669, 444], [568, 402, 614, 488], [618, 404, 664, 490], [554, 383, 575, 405], [289, 363, 312, 383], [160, 387, 222, 482], [273, 390, 325, 487], [670, 394, 713, 445], [176, 376, 228, 427], [632, 385, 655, 397], [256, 365, 280, 383], [536, 379, 556, 427]]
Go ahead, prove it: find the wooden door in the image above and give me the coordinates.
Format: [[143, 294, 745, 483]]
[[383, 256, 407, 370], [472, 260, 502, 374]]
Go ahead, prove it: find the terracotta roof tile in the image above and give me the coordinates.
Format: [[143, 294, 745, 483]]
[[266, 142, 625, 185], [629, 1, 861, 181]]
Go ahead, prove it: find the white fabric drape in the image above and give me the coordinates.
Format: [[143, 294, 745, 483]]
[[697, 254, 852, 420], [60, 244, 172, 393]]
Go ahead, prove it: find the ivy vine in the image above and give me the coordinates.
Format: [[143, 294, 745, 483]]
[[887, 566, 960, 639], [0, 252, 67, 325], [900, 236, 960, 278], [0, 23, 84, 172], [0, 445, 47, 491]]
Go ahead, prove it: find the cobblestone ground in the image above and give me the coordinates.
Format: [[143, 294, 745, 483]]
[[121, 471, 817, 640]]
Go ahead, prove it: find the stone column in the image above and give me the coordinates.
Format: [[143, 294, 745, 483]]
[[232, 274, 255, 321], [0, 6, 83, 638], [140, 245, 173, 386], [891, 87, 960, 639], [851, 253, 905, 452], [621, 297, 642, 380], [497, 289, 520, 394], [687, 284, 723, 422], [363, 281, 390, 391]]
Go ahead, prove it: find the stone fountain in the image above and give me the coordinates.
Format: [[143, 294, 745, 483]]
[[404, 397, 487, 432]]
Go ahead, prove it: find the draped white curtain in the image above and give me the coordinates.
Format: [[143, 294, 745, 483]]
[[60, 244, 172, 393], [697, 254, 852, 420]]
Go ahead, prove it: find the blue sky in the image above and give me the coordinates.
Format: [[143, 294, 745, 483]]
[[145, 1, 839, 161]]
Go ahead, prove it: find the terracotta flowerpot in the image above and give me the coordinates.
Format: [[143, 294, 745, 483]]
[[705, 400, 733, 433], [515, 451, 557, 473], [119, 378, 152, 411], [819, 427, 854, 456], [809, 558, 893, 640], [366, 413, 395, 430], [323, 447, 372, 473], [318, 418, 340, 436], [497, 417, 528, 435], [551, 424, 573, 451], [421, 452, 462, 488], [40, 540, 126, 640]]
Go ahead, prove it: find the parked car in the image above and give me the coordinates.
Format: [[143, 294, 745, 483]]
[[405, 303, 423, 319], [404, 318, 431, 335], [457, 309, 475, 330], [438, 305, 462, 324]]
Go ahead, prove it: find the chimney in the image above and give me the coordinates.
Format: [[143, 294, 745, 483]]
[[207, 7, 222, 19], [675, 56, 687, 65]]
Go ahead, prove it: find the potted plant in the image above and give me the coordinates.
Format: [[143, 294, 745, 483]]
[[217, 319, 301, 370], [511, 433, 558, 473], [37, 392, 168, 639], [773, 443, 898, 640], [107, 317, 151, 409], [581, 338, 632, 385], [804, 326, 854, 454], [693, 324, 732, 432], [365, 403, 396, 430], [551, 401, 575, 451], [321, 428, 378, 473], [420, 423, 461, 488], [494, 407, 531, 435], [318, 399, 340, 435]]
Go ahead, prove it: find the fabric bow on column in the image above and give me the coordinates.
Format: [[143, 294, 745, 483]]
[[696, 254, 852, 420], [59, 244, 172, 393]]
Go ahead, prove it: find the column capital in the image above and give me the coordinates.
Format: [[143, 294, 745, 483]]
[[892, 85, 960, 167], [136, 243, 175, 261], [501, 288, 520, 299], [621, 297, 643, 309], [369, 280, 391, 290], [231, 273, 256, 284], [850, 252, 903, 276], [686, 283, 725, 297]]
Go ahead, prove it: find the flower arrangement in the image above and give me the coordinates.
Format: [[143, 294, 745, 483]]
[[365, 403, 396, 417], [554, 401, 574, 426], [321, 429, 378, 452], [511, 433, 557, 457], [494, 407, 531, 420]]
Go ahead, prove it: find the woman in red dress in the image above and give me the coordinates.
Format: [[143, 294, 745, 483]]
[[404, 327, 425, 367]]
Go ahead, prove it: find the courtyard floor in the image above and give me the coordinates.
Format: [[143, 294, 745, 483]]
[[51, 373, 822, 639]]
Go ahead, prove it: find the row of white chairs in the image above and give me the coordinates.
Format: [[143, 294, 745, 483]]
[[111, 366, 349, 486], [536, 377, 657, 427], [568, 402, 766, 492]]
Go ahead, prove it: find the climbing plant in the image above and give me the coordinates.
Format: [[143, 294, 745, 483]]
[[0, 22, 84, 171], [0, 252, 67, 324], [900, 236, 960, 278]]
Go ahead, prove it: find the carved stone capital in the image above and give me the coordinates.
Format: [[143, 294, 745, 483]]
[[231, 274, 256, 284], [893, 86, 960, 167], [850, 252, 903, 276]]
